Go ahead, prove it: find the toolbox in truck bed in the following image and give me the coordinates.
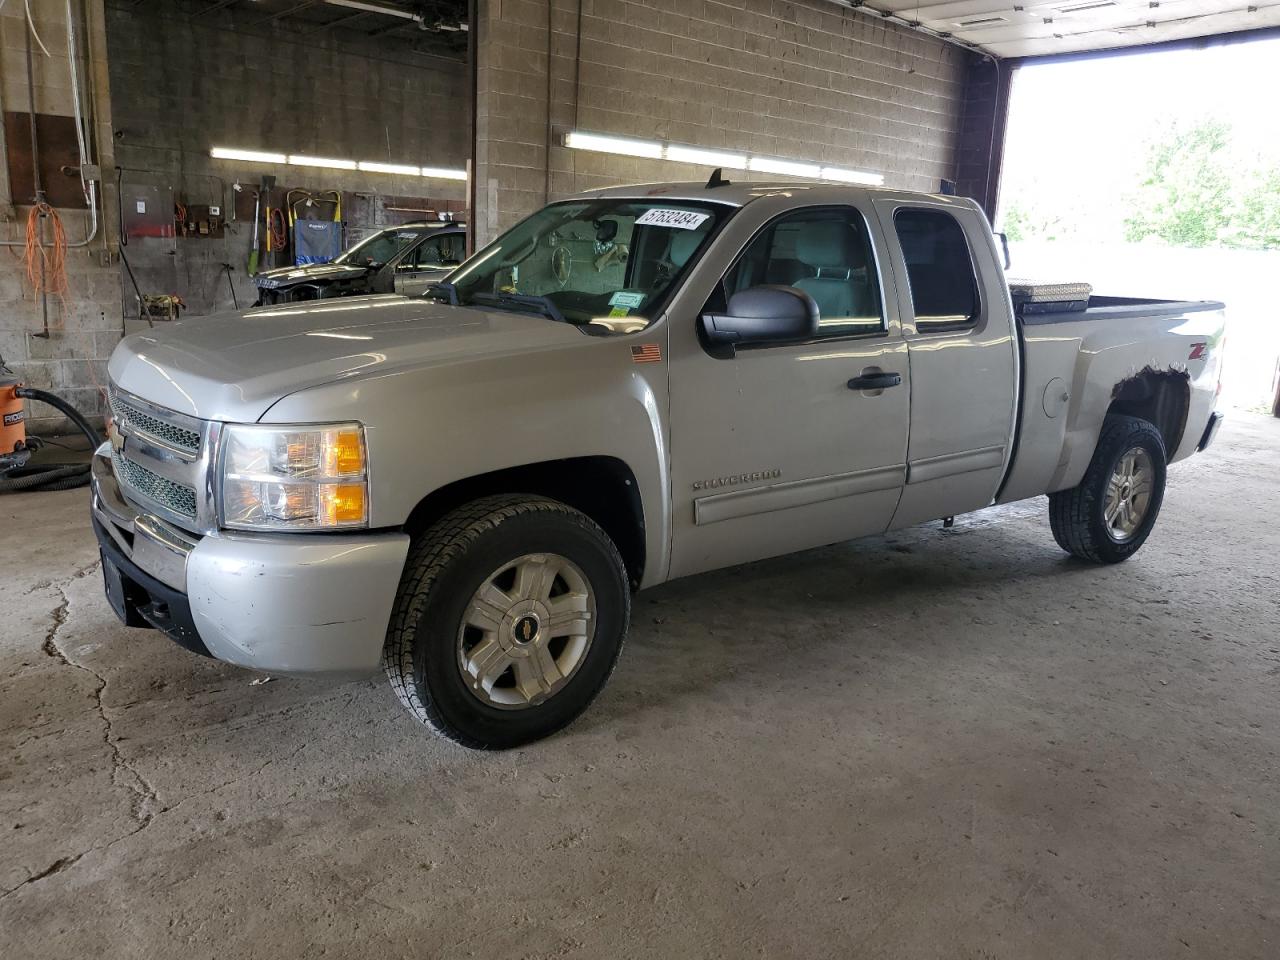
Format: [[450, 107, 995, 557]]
[[1009, 279, 1093, 315]]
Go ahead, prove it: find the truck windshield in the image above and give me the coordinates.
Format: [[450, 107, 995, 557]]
[[444, 199, 727, 327], [336, 227, 426, 268]]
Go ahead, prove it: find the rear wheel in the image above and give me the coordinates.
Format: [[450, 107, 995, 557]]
[[1048, 414, 1167, 564], [383, 495, 629, 749]]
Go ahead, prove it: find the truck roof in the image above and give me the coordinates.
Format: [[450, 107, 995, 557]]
[[570, 179, 949, 208]]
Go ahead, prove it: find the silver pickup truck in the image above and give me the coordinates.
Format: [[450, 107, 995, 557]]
[[92, 178, 1226, 748]]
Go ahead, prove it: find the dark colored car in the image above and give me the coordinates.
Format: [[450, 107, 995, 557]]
[[252, 221, 466, 305]]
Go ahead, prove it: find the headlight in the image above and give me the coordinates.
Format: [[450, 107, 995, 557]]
[[219, 422, 368, 531]]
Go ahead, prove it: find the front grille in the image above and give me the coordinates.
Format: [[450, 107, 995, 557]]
[[109, 391, 201, 455], [112, 451, 198, 520]]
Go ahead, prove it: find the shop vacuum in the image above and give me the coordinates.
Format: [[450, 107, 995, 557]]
[[1, 362, 101, 493]]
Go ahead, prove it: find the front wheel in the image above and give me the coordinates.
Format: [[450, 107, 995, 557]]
[[383, 495, 629, 749], [1048, 414, 1167, 564]]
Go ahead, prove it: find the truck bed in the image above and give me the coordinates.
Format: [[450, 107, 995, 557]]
[[998, 294, 1227, 508]]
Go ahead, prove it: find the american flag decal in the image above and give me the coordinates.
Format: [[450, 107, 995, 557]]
[[631, 343, 662, 364]]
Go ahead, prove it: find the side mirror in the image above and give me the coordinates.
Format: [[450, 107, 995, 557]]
[[700, 285, 819, 348], [995, 232, 1012, 271]]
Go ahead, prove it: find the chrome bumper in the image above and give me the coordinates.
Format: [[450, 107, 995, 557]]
[[91, 443, 196, 592], [91, 443, 412, 679]]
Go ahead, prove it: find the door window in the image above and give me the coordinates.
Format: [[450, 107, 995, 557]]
[[718, 207, 884, 338], [399, 234, 464, 271], [892, 209, 979, 329]]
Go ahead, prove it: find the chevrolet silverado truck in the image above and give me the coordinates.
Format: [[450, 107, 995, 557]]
[[92, 177, 1226, 749], [252, 220, 465, 305]]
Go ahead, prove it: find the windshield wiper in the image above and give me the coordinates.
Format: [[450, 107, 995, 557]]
[[469, 291, 574, 324], [427, 280, 459, 304]]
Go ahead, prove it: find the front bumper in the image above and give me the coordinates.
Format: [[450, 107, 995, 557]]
[[90, 445, 410, 678]]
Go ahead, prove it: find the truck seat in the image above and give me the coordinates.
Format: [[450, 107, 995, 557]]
[[793, 222, 869, 321], [668, 230, 702, 268]]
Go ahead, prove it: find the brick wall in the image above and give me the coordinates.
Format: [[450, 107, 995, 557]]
[[106, 0, 471, 316], [0, 0, 121, 435], [474, 0, 981, 245]]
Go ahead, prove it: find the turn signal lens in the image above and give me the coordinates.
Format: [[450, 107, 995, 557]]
[[328, 429, 365, 477], [321, 483, 367, 526]]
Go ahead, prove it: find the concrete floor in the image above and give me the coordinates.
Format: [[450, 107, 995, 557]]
[[1, 415, 1277, 960]]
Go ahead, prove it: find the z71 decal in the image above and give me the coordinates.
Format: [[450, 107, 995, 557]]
[[1188, 342, 1207, 360]]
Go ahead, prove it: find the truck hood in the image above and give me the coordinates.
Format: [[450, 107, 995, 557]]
[[252, 261, 370, 289], [108, 295, 588, 422]]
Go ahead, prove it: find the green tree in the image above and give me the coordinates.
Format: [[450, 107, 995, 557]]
[[1229, 166, 1280, 250], [1001, 197, 1074, 243], [1124, 119, 1235, 247]]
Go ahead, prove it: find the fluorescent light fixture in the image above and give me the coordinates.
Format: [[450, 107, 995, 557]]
[[562, 128, 885, 187], [289, 155, 358, 170], [1055, 0, 1116, 12], [665, 145, 748, 169], [210, 146, 287, 164], [820, 166, 884, 186], [211, 147, 463, 179], [748, 156, 821, 177], [420, 166, 468, 180], [358, 161, 421, 176], [564, 130, 664, 159]]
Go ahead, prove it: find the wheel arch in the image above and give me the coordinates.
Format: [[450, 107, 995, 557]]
[[1106, 368, 1190, 457], [403, 456, 647, 588]]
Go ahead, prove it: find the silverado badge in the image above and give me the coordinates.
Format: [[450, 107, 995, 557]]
[[692, 469, 781, 492]]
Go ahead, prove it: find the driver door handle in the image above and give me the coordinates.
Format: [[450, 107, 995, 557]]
[[847, 371, 902, 390]]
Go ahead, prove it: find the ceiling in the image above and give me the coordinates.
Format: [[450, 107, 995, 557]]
[[160, 0, 468, 56], [851, 0, 1280, 57]]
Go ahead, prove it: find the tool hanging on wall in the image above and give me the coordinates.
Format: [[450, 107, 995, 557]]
[[247, 190, 262, 275], [220, 263, 239, 309], [288, 190, 342, 265]]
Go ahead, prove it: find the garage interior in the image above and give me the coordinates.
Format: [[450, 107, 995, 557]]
[[1, 0, 1277, 957]]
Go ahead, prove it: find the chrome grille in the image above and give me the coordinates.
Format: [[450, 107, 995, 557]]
[[109, 390, 201, 455], [112, 450, 198, 520]]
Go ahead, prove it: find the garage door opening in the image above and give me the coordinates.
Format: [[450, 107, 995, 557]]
[[996, 33, 1280, 412]]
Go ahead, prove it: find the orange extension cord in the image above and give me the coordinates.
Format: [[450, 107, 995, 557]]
[[268, 206, 287, 252], [22, 201, 69, 304]]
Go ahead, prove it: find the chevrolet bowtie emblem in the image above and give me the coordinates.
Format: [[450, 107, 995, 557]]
[[108, 420, 126, 454]]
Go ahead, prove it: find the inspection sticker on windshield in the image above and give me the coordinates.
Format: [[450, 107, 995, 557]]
[[609, 291, 646, 309], [635, 209, 709, 230]]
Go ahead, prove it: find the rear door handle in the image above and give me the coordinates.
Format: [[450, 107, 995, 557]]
[[847, 372, 902, 390]]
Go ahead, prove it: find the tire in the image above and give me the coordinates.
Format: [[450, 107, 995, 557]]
[[1048, 414, 1167, 564], [383, 494, 630, 749]]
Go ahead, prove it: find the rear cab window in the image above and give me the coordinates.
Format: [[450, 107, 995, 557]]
[[892, 209, 980, 331]]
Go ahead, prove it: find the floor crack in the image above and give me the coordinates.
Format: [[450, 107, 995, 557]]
[[0, 855, 85, 902], [40, 567, 162, 833]]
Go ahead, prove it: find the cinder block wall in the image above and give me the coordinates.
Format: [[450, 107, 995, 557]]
[[106, 0, 471, 316], [0, 1, 121, 435], [952, 54, 1009, 219], [474, 0, 983, 244]]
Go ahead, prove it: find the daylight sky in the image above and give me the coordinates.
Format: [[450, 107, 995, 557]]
[[997, 32, 1280, 231]]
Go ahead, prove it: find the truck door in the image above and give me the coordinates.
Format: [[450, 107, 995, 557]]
[[871, 197, 1018, 528], [393, 233, 464, 296], [666, 198, 911, 580]]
